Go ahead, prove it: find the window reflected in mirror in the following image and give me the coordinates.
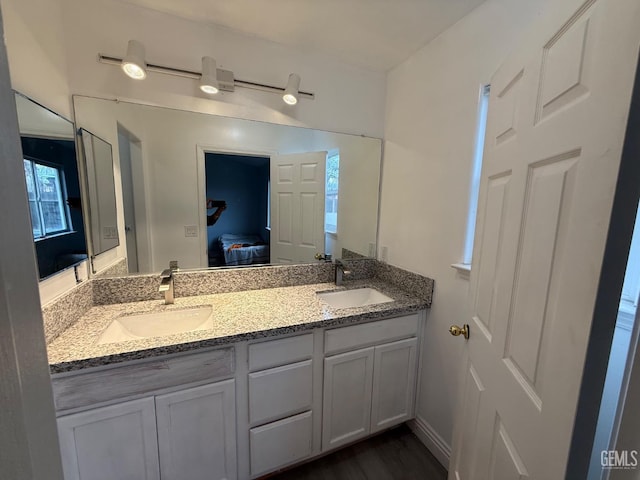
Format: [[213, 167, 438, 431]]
[[15, 93, 88, 280]]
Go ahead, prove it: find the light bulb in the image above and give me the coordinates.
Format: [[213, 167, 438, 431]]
[[283, 93, 298, 105], [121, 40, 147, 80], [123, 62, 146, 80]]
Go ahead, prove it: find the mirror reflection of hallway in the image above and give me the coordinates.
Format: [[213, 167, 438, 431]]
[[204, 153, 270, 267]]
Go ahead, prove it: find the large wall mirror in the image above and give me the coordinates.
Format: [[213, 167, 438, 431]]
[[15, 93, 88, 280], [73, 96, 382, 275]]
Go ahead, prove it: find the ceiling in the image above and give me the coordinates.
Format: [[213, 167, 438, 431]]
[[114, 0, 486, 71]]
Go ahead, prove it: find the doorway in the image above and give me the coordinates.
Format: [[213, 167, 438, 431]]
[[204, 153, 270, 267], [588, 203, 640, 479], [117, 125, 149, 273]]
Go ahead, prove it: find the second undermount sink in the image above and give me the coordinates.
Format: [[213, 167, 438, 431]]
[[97, 306, 214, 345], [317, 288, 394, 309]]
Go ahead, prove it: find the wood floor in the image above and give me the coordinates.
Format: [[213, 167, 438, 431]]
[[268, 425, 448, 480]]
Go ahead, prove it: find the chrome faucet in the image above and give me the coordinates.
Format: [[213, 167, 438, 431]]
[[159, 261, 178, 304], [334, 259, 352, 286]]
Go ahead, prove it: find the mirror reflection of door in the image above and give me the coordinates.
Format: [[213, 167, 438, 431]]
[[270, 151, 327, 264], [204, 153, 271, 267]]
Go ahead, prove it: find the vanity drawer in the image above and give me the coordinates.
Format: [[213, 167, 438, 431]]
[[249, 360, 313, 426], [248, 333, 313, 371], [52, 347, 234, 412], [250, 411, 313, 477], [324, 314, 420, 355]]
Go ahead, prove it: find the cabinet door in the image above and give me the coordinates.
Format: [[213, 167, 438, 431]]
[[57, 397, 160, 480], [371, 338, 418, 433], [322, 347, 374, 451], [156, 380, 237, 480]]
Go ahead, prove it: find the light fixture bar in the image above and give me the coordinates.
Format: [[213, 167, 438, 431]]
[[234, 78, 305, 97], [98, 54, 315, 99]]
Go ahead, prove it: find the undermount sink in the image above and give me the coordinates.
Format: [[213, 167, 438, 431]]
[[97, 306, 214, 345], [317, 288, 393, 309]]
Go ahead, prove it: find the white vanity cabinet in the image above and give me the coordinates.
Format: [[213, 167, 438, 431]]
[[53, 311, 424, 480], [57, 380, 237, 480], [322, 314, 420, 451], [370, 337, 418, 432], [156, 380, 237, 480], [53, 348, 237, 480], [57, 397, 160, 480], [322, 346, 375, 450]]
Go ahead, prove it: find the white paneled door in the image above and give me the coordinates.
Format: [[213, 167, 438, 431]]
[[449, 1, 640, 479], [270, 152, 326, 264]]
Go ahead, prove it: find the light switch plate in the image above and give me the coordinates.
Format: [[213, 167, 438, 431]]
[[184, 225, 198, 237], [102, 226, 118, 239]]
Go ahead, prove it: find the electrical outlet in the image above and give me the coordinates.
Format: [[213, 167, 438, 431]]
[[184, 225, 198, 237], [381, 246, 388, 263]]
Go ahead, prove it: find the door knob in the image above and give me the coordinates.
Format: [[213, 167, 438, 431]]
[[449, 324, 469, 340]]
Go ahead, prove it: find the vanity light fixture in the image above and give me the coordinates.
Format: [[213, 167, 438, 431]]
[[282, 73, 301, 105], [121, 40, 147, 80], [100, 45, 315, 101], [199, 56, 220, 95]]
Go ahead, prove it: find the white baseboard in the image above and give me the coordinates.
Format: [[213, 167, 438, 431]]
[[408, 416, 451, 470]]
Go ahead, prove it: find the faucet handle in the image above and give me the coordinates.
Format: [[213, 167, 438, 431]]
[[335, 259, 352, 274], [315, 253, 333, 263], [160, 269, 172, 278]]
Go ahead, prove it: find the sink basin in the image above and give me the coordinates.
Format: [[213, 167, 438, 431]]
[[97, 306, 214, 345], [317, 288, 393, 309]]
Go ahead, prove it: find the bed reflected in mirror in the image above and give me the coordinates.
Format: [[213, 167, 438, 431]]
[[205, 153, 270, 267]]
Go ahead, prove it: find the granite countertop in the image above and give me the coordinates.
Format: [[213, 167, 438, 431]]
[[47, 279, 428, 374]]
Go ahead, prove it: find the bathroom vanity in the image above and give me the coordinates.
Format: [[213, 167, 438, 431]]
[[47, 272, 431, 480]]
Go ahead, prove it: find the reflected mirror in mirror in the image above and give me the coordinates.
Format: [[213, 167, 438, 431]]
[[79, 129, 119, 259], [15, 93, 88, 280], [73, 96, 382, 275]]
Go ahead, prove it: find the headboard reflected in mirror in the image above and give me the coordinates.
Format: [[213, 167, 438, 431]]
[[15, 92, 88, 280], [73, 96, 383, 276], [79, 129, 119, 265]]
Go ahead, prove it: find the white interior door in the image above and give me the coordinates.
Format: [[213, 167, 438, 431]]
[[270, 152, 326, 264], [449, 1, 640, 479]]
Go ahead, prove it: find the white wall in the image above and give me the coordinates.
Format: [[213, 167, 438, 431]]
[[60, 0, 386, 138], [379, 0, 556, 462], [0, 0, 71, 118]]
